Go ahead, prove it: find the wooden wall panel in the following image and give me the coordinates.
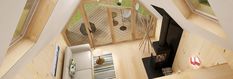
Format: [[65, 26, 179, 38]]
[[173, 31, 227, 72], [158, 64, 233, 79], [172, 0, 192, 18], [13, 34, 68, 79], [223, 49, 233, 69], [25, 0, 58, 41]]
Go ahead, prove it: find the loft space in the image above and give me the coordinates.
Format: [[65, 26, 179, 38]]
[[1, 0, 233, 79], [63, 0, 157, 47]]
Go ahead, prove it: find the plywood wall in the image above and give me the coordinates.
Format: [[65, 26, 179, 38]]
[[157, 64, 233, 79], [172, 0, 192, 18], [172, 31, 227, 72], [223, 49, 233, 69], [13, 34, 67, 79]]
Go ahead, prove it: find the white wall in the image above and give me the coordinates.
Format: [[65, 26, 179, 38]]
[[1, 0, 81, 79], [209, 0, 233, 48], [140, 0, 233, 50], [0, 0, 27, 65]]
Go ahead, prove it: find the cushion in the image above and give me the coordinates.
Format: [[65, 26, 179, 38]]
[[72, 51, 92, 70], [73, 69, 92, 79], [63, 47, 72, 79], [70, 44, 91, 53]]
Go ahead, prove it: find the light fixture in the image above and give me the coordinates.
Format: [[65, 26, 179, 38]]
[[117, 0, 122, 6]]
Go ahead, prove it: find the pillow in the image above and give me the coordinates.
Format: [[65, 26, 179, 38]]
[[69, 58, 76, 77]]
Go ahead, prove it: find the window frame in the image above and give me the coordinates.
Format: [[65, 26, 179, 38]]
[[185, 0, 218, 22], [10, 0, 40, 46]]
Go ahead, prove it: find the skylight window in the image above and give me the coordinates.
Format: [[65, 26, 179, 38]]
[[186, 0, 217, 20], [11, 0, 38, 45]]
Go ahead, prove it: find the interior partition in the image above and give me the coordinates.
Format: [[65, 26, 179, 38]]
[[64, 0, 157, 47]]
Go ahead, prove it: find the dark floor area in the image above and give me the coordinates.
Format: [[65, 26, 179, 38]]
[[142, 57, 164, 79]]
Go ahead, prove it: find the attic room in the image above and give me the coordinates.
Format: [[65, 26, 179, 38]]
[[0, 0, 233, 79]]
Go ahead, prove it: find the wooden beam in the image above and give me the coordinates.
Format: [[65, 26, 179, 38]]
[[61, 3, 80, 32], [60, 2, 81, 46], [60, 5, 80, 46], [79, 3, 95, 48], [131, 0, 137, 40], [107, 7, 116, 43], [152, 17, 157, 38], [61, 30, 71, 46]]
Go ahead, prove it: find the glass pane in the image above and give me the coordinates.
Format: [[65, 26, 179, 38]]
[[136, 3, 156, 39], [13, 0, 36, 41], [65, 9, 89, 46], [85, 2, 112, 46], [112, 0, 132, 8], [188, 0, 215, 16], [112, 8, 132, 42], [67, 9, 82, 29]]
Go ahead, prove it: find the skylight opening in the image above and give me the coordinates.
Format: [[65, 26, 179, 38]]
[[11, 0, 38, 46], [185, 0, 217, 20]]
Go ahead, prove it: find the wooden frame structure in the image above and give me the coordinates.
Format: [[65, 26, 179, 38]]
[[62, 0, 157, 48], [79, 2, 95, 48]]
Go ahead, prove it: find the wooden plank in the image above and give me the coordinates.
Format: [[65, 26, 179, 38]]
[[156, 64, 233, 79], [61, 30, 71, 46], [223, 50, 233, 69], [13, 35, 68, 79], [131, 0, 137, 40], [152, 17, 157, 38], [60, 4, 80, 46], [79, 3, 95, 48], [107, 7, 116, 43]]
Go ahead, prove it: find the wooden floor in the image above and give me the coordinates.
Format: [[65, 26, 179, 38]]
[[92, 40, 152, 79]]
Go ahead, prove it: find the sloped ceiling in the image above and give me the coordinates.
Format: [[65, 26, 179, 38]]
[[0, 0, 81, 79], [140, 0, 233, 50], [0, 0, 27, 66]]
